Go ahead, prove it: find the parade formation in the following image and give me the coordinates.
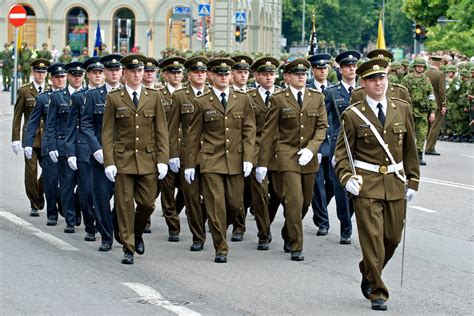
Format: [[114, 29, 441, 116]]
[[2, 3, 474, 313]]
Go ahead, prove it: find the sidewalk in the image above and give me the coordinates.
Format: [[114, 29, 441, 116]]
[[0, 90, 14, 115]]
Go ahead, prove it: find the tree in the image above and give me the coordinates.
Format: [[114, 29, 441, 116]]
[[402, 0, 449, 26], [384, 0, 413, 47]]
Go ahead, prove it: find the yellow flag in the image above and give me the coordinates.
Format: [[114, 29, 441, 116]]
[[376, 12, 386, 49]]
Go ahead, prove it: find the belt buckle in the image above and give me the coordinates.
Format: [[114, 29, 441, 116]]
[[379, 165, 388, 174]]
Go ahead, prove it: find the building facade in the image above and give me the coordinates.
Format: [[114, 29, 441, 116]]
[[0, 0, 282, 57]]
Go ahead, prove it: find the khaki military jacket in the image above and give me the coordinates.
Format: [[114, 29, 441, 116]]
[[12, 82, 49, 147], [335, 97, 420, 201], [258, 87, 328, 174], [102, 86, 169, 175], [351, 82, 411, 105], [248, 87, 278, 170], [185, 89, 256, 175], [158, 86, 174, 121], [169, 85, 210, 165], [425, 68, 447, 110]]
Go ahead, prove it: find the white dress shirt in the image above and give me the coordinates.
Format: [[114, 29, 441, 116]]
[[365, 95, 387, 118], [125, 84, 142, 103], [289, 85, 305, 104], [258, 85, 275, 103], [213, 86, 230, 104], [341, 80, 355, 94]]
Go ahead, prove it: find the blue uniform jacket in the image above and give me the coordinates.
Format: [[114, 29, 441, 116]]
[[45, 88, 72, 157], [25, 90, 52, 157], [308, 80, 331, 157], [65, 87, 90, 162]]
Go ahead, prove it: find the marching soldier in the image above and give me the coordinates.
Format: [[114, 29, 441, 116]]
[[157, 56, 186, 241], [24, 62, 65, 225], [58, 46, 73, 63], [387, 61, 403, 85], [142, 57, 160, 89], [335, 58, 420, 311], [20, 42, 33, 84], [229, 54, 253, 242], [185, 58, 256, 263], [45, 61, 85, 233], [401, 58, 436, 165], [256, 58, 328, 261], [65, 60, 100, 242], [450, 69, 472, 142], [102, 54, 169, 264], [12, 58, 50, 217], [425, 55, 447, 155], [36, 43, 53, 62], [0, 43, 13, 91], [168, 56, 210, 251], [81, 54, 123, 251]]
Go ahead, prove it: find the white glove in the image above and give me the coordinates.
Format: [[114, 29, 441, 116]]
[[169, 157, 180, 173], [105, 165, 117, 182], [184, 168, 195, 184], [317, 153, 322, 164], [243, 161, 253, 177], [67, 156, 78, 170], [405, 188, 416, 202], [297, 148, 314, 166], [11, 141, 22, 155], [157, 163, 168, 180], [255, 167, 267, 184], [93, 149, 104, 164], [49, 150, 59, 163], [345, 175, 363, 196], [24, 146, 33, 160], [331, 156, 336, 168]]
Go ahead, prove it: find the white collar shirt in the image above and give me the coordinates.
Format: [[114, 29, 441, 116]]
[[289, 85, 305, 104], [365, 95, 387, 118]]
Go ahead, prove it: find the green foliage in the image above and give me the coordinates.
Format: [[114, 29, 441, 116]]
[[385, 0, 414, 47], [402, 0, 449, 26]]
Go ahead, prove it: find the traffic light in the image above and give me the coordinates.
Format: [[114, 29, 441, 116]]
[[241, 25, 247, 42], [181, 18, 192, 36], [192, 19, 199, 35], [235, 25, 242, 42], [414, 24, 428, 43]]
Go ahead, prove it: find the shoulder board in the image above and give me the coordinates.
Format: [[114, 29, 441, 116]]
[[341, 102, 360, 116], [390, 97, 410, 105], [21, 83, 30, 88], [353, 86, 364, 92], [174, 87, 187, 93], [196, 90, 211, 99], [273, 89, 286, 96], [233, 89, 247, 94], [392, 83, 408, 90], [247, 88, 257, 93], [307, 87, 321, 94], [109, 88, 121, 93], [158, 86, 165, 91], [145, 86, 157, 91]]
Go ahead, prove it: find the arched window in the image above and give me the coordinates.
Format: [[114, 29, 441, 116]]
[[113, 8, 135, 54], [66, 7, 89, 57]]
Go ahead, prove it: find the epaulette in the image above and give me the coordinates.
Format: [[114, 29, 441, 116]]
[[158, 86, 165, 91], [341, 101, 360, 116], [307, 87, 322, 94], [247, 87, 257, 94], [21, 83, 30, 88], [392, 83, 408, 90], [353, 86, 364, 92], [390, 97, 410, 105], [273, 89, 286, 95], [145, 86, 158, 91], [109, 87, 121, 93], [196, 90, 211, 99], [174, 86, 187, 93], [233, 89, 247, 94]]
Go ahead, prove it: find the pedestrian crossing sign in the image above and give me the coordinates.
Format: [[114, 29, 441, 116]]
[[235, 12, 246, 24], [198, 4, 211, 17]]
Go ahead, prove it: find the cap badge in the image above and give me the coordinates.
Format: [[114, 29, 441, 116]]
[[297, 63, 304, 69], [132, 59, 138, 64], [378, 54, 384, 58], [96, 62, 101, 66], [146, 62, 153, 67], [373, 65, 380, 70], [265, 61, 272, 66], [112, 59, 117, 63], [58, 67, 63, 71], [241, 59, 247, 64], [348, 55, 353, 59], [221, 63, 227, 67], [39, 63, 45, 67], [76, 66, 81, 70], [197, 61, 203, 66], [173, 61, 179, 65]]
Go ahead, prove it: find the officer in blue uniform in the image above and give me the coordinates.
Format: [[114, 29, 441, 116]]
[[65, 60, 98, 241], [81, 54, 123, 251], [24, 62, 66, 225], [45, 62, 85, 233], [318, 50, 361, 244]]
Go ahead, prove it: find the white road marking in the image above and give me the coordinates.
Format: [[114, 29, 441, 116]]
[[421, 177, 474, 191], [0, 211, 79, 251], [460, 154, 474, 158], [122, 283, 201, 316], [410, 206, 437, 213]]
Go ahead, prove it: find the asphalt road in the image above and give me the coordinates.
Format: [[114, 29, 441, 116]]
[[0, 90, 473, 315]]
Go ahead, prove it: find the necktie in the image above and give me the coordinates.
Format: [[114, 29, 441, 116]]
[[297, 91, 303, 107], [348, 86, 354, 94], [320, 85, 325, 93], [377, 103, 385, 126], [220, 92, 227, 109], [132, 91, 139, 107], [38, 86, 42, 93], [197, 91, 202, 96], [264, 91, 271, 106]]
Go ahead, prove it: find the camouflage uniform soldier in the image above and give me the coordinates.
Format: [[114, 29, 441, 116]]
[[0, 43, 14, 91], [444, 65, 461, 140], [400, 59, 410, 76], [58, 47, 73, 63], [401, 58, 436, 165], [450, 70, 471, 142], [387, 61, 403, 85], [37, 43, 53, 61], [20, 42, 33, 85]]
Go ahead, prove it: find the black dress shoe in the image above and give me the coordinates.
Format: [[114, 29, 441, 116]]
[[46, 219, 57, 226], [425, 150, 440, 156], [64, 226, 75, 233], [340, 236, 351, 244], [190, 243, 204, 251], [290, 251, 304, 261], [98, 243, 112, 252], [231, 233, 243, 242], [84, 232, 96, 242], [168, 234, 179, 242], [30, 208, 39, 217], [257, 241, 269, 251], [75, 215, 82, 227], [214, 254, 227, 263], [135, 237, 145, 255], [361, 277, 371, 299], [316, 227, 328, 236], [371, 299, 387, 311], [268, 232, 272, 243], [121, 251, 134, 264], [283, 240, 291, 253]]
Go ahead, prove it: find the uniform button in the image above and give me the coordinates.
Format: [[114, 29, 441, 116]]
[[385, 158, 389, 161], [225, 116, 228, 120], [136, 125, 139, 128], [136, 137, 139, 141], [135, 113, 138, 117], [383, 130, 387, 134], [301, 125, 304, 128], [226, 150, 229, 153], [300, 113, 303, 116], [226, 127, 229, 131], [300, 136, 304, 139], [226, 139, 229, 142], [136, 149, 139, 152]]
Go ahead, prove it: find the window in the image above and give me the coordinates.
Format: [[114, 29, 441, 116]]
[[113, 8, 135, 54], [66, 7, 89, 57]]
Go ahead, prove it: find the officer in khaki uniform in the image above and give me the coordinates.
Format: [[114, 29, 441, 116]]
[[256, 58, 328, 261], [102, 54, 169, 264], [169, 56, 210, 251], [245, 56, 281, 250], [185, 58, 256, 263], [335, 59, 420, 311], [351, 49, 411, 105], [11, 58, 50, 216], [157, 56, 186, 241], [142, 57, 160, 89]]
